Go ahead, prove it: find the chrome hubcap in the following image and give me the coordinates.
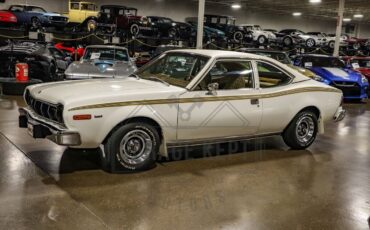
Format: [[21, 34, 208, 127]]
[[296, 116, 315, 143], [119, 130, 153, 165], [307, 39, 314, 47]]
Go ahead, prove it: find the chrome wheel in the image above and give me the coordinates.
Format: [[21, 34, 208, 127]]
[[306, 38, 315, 47], [258, 36, 266, 44], [295, 116, 315, 144], [119, 129, 153, 165]]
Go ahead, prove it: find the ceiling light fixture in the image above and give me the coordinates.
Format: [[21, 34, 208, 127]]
[[353, 14, 364, 18], [231, 4, 241, 9], [309, 0, 322, 3], [343, 18, 352, 22], [292, 12, 302, 16]]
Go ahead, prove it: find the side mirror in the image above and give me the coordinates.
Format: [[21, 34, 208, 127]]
[[207, 82, 219, 95]]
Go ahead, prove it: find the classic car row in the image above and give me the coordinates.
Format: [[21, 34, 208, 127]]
[[18, 49, 346, 172], [1, 2, 369, 51], [1, 40, 370, 101]]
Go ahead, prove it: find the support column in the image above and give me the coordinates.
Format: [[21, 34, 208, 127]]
[[333, 0, 345, 56], [196, 0, 205, 49]]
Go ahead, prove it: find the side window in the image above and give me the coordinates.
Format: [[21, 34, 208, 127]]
[[211, 17, 218, 23], [70, 3, 79, 10], [257, 62, 291, 88], [196, 60, 254, 91]]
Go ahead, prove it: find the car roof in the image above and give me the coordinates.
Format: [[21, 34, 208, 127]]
[[239, 48, 287, 54], [100, 5, 136, 10], [166, 49, 265, 59]]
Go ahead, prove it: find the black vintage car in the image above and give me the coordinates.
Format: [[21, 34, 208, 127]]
[[0, 41, 70, 82], [147, 16, 192, 39], [204, 14, 251, 42]]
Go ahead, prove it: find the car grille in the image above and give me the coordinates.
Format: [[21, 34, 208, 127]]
[[49, 16, 68, 22], [330, 82, 361, 97], [25, 90, 64, 125]]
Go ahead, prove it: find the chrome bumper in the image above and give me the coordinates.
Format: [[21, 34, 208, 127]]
[[19, 107, 81, 146], [333, 106, 346, 122]]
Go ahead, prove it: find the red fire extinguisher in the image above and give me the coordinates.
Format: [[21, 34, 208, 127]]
[[15, 63, 29, 82]]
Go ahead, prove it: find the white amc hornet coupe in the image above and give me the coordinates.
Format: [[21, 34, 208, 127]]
[[19, 50, 346, 172]]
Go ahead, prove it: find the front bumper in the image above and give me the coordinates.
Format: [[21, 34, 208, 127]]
[[333, 106, 346, 122], [19, 107, 81, 146]]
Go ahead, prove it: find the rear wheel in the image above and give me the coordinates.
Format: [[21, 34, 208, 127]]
[[168, 27, 178, 38], [306, 38, 316, 48], [257, 35, 267, 45], [328, 41, 335, 49], [130, 24, 140, 36], [86, 19, 97, 33], [283, 37, 293, 47], [31, 17, 40, 29], [282, 110, 318, 150], [102, 122, 160, 172], [233, 31, 244, 42]]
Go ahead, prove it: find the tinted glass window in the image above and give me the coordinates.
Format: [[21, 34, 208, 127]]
[[220, 18, 227, 24], [137, 53, 209, 88], [29, 7, 46, 13], [81, 4, 95, 11], [197, 61, 254, 90], [257, 62, 291, 88], [211, 17, 218, 23], [83, 48, 129, 61], [10, 6, 24, 12], [351, 59, 370, 68]]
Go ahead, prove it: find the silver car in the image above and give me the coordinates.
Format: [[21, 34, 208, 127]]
[[65, 45, 137, 80]]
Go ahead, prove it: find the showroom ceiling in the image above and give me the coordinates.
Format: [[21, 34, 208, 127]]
[[205, 0, 370, 23]]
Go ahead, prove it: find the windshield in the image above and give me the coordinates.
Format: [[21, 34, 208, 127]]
[[351, 59, 370, 68], [252, 52, 291, 64], [253, 25, 262, 31], [302, 56, 345, 68], [125, 9, 137, 16], [136, 52, 210, 88], [83, 48, 129, 61]]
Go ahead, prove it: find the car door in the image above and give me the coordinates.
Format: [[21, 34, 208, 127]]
[[254, 60, 295, 134], [177, 59, 262, 140]]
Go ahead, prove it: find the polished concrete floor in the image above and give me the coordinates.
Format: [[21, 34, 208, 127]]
[[0, 95, 369, 230]]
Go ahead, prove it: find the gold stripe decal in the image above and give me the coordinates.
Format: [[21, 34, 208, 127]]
[[69, 87, 341, 111]]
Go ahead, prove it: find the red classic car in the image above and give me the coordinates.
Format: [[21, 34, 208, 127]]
[[55, 42, 85, 60], [342, 56, 370, 79]]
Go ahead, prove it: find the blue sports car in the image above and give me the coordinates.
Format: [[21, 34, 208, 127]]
[[4, 5, 68, 29], [294, 54, 369, 100]]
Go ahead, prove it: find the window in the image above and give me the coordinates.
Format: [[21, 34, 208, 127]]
[[219, 18, 227, 24], [83, 48, 129, 61], [81, 3, 95, 11], [257, 62, 291, 88], [70, 3, 79, 10], [10, 6, 24, 12], [137, 53, 209, 88], [211, 17, 218, 23], [196, 60, 254, 90], [29, 7, 46, 13]]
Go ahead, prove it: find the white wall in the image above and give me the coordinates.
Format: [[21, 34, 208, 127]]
[[1, 0, 369, 37]]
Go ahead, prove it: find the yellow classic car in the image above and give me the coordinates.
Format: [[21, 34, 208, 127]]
[[64, 1, 99, 31]]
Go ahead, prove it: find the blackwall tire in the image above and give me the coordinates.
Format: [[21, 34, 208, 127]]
[[130, 24, 140, 36], [86, 19, 97, 33], [282, 111, 318, 150], [168, 27, 178, 38], [328, 41, 335, 49], [104, 122, 160, 172], [233, 31, 244, 42], [283, 37, 293, 47]]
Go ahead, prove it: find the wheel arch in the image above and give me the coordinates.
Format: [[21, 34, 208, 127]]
[[102, 116, 167, 155], [284, 105, 322, 133], [82, 16, 98, 25]]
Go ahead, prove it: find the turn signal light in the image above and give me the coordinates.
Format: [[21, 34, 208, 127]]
[[73, 114, 92, 120]]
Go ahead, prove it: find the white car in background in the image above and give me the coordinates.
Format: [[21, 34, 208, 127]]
[[19, 50, 345, 172], [240, 24, 276, 45], [307, 32, 348, 49]]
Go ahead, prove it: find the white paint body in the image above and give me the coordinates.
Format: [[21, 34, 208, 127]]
[[25, 50, 343, 155]]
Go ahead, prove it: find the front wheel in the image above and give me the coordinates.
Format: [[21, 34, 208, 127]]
[[233, 31, 244, 42], [282, 111, 318, 150], [86, 19, 97, 33], [306, 38, 316, 48], [102, 122, 160, 172], [257, 35, 267, 45]]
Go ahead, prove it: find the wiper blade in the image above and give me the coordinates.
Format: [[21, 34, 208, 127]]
[[147, 77, 170, 86]]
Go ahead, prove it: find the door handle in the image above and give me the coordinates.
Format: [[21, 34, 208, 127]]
[[251, 98, 259, 105]]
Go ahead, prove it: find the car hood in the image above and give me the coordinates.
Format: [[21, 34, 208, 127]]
[[27, 78, 185, 109], [65, 60, 137, 79], [309, 67, 362, 82], [288, 64, 315, 78]]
